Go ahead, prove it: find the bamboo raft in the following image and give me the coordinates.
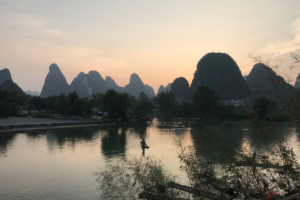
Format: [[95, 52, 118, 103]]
[[138, 191, 189, 200], [208, 160, 285, 169], [167, 181, 233, 200]]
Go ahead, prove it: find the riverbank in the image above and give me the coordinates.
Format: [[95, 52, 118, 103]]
[[0, 117, 103, 133]]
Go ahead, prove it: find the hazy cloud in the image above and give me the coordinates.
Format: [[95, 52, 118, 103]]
[[261, 17, 300, 57]]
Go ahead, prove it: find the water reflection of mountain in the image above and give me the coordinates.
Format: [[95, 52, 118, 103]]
[[0, 133, 16, 156], [101, 128, 126, 158], [189, 122, 245, 161], [246, 122, 294, 149]]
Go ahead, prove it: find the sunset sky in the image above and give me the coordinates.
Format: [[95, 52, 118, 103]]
[[1, 0, 300, 93]]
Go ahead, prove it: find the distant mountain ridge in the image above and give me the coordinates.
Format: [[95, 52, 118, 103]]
[[105, 73, 156, 98], [70, 71, 107, 97], [26, 91, 40, 96], [40, 64, 156, 98], [246, 63, 295, 103], [157, 83, 171, 94]]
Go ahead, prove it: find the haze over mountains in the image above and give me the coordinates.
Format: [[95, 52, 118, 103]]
[[1, 52, 299, 104]]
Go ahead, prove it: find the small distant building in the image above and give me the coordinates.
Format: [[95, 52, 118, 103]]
[[92, 107, 99, 114]]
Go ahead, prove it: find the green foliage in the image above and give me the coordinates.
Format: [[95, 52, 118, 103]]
[[175, 102, 191, 118], [73, 98, 85, 116], [0, 90, 17, 116], [83, 100, 93, 116], [153, 91, 177, 117], [219, 104, 247, 119], [29, 96, 47, 111], [190, 84, 219, 117], [103, 89, 129, 120], [91, 93, 104, 109], [54, 93, 69, 115], [94, 157, 183, 200], [253, 97, 276, 118], [136, 99, 154, 122], [68, 90, 79, 108]]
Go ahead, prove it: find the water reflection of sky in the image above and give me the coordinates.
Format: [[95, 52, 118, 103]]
[[0, 122, 300, 199]]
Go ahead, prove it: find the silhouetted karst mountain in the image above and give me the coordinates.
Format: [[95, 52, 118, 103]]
[[70, 71, 107, 97], [88, 71, 107, 94], [295, 73, 300, 89], [190, 53, 251, 100], [105, 76, 124, 93], [0, 80, 24, 95], [246, 63, 295, 103], [40, 63, 70, 97], [70, 72, 91, 97], [0, 68, 12, 85], [171, 77, 189, 101], [25, 91, 40, 96], [144, 84, 156, 98], [123, 73, 152, 98], [157, 83, 171, 94]]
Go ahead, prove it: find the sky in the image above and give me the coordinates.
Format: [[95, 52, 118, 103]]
[[1, 0, 300, 93]]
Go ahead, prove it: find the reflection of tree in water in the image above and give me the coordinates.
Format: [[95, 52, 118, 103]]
[[132, 126, 147, 140], [190, 122, 244, 162], [101, 127, 126, 158], [44, 128, 99, 151], [0, 133, 17, 157], [26, 130, 47, 140], [246, 122, 294, 151]]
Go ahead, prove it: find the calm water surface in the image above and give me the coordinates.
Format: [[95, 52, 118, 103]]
[[1, 121, 300, 200]]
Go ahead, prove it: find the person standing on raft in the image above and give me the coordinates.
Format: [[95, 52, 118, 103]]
[[141, 138, 146, 147]]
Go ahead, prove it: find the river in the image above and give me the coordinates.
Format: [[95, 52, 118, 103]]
[[0, 120, 300, 199]]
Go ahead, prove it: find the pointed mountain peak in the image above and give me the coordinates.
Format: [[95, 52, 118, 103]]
[[130, 73, 143, 85], [0, 68, 12, 85], [49, 63, 61, 72], [88, 70, 100, 76]]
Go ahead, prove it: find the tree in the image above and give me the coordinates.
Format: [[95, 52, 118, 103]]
[[68, 90, 79, 108], [29, 96, 47, 111], [0, 90, 17, 116], [253, 97, 276, 119], [46, 95, 58, 111], [55, 93, 69, 115], [136, 99, 154, 122], [103, 89, 129, 120], [84, 100, 94, 116], [190, 84, 219, 117], [73, 98, 85, 116], [91, 93, 104, 109], [153, 91, 177, 117], [175, 102, 191, 118]]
